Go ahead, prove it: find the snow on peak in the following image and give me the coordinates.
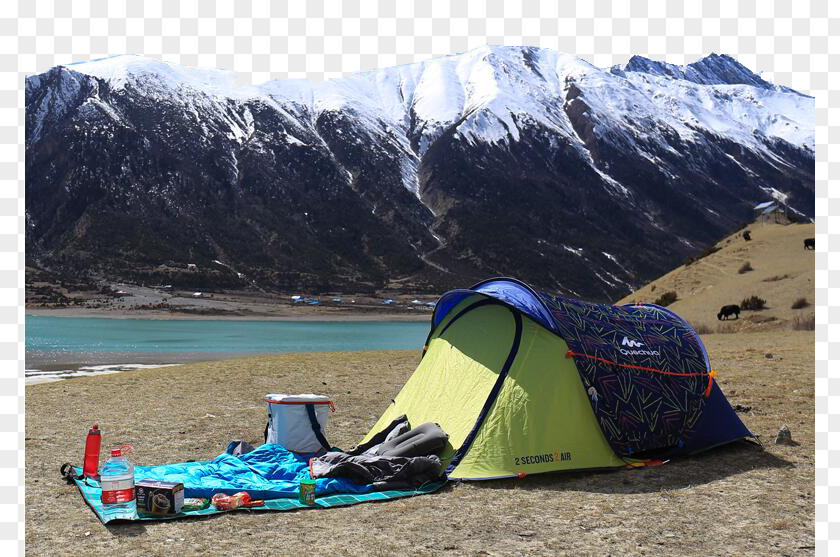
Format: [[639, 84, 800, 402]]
[[33, 47, 814, 176], [61, 55, 252, 99], [611, 53, 798, 93]]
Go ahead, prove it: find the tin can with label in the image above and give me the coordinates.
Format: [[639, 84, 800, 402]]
[[299, 478, 316, 505]]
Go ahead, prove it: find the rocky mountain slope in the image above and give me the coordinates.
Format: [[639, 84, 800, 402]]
[[25, 46, 815, 299]]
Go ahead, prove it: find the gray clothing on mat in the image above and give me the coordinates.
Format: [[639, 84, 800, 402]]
[[348, 416, 449, 458], [312, 418, 450, 490], [310, 452, 443, 491]]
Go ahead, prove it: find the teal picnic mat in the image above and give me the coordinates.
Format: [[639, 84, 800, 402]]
[[71, 468, 445, 524]]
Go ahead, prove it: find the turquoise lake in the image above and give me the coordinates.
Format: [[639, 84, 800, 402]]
[[26, 316, 429, 355]]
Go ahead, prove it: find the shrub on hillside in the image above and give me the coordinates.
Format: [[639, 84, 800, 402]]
[[740, 295, 767, 311], [699, 244, 721, 259], [738, 261, 753, 274], [791, 297, 809, 309], [684, 244, 722, 267], [654, 291, 678, 307], [792, 314, 815, 331]]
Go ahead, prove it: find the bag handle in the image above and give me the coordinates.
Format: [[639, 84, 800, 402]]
[[305, 403, 331, 452]]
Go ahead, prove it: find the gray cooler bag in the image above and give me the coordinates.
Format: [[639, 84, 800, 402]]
[[264, 394, 333, 453]]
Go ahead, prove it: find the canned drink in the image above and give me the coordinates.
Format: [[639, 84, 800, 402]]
[[299, 478, 317, 505]]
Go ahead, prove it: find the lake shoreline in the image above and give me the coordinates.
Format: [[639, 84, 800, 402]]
[[25, 307, 432, 321], [26, 283, 437, 321], [26, 316, 429, 377], [26, 350, 263, 372]]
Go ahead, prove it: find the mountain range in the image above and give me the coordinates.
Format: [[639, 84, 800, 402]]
[[25, 46, 814, 299]]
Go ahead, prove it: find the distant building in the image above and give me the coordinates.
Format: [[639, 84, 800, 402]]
[[187, 263, 198, 271], [753, 200, 790, 224]]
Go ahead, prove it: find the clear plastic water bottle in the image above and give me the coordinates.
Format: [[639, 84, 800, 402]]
[[99, 447, 135, 511]]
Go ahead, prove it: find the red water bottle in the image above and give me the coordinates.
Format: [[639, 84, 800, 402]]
[[83, 424, 102, 478]]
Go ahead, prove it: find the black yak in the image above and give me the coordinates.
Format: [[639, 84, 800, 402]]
[[717, 305, 740, 320]]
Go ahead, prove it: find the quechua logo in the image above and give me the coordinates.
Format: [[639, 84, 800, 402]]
[[621, 336, 644, 348], [619, 336, 660, 356]]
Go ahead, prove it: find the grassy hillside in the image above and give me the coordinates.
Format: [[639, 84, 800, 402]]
[[618, 221, 815, 333]]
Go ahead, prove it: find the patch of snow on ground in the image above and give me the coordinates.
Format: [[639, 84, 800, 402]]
[[602, 252, 633, 276], [25, 363, 178, 385], [593, 271, 617, 288], [399, 157, 422, 199]]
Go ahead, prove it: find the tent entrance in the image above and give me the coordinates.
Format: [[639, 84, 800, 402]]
[[360, 296, 520, 467]]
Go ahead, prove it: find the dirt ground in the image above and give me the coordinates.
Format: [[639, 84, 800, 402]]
[[26, 279, 432, 321], [26, 329, 814, 556]]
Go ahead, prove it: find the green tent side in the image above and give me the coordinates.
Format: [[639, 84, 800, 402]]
[[361, 294, 625, 480], [361, 295, 514, 466], [451, 313, 625, 479]]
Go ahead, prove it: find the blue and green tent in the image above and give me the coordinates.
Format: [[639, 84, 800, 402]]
[[363, 277, 753, 480]]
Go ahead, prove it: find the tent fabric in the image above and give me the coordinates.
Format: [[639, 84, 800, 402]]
[[71, 444, 445, 523], [367, 277, 753, 481], [367, 294, 630, 480], [539, 293, 713, 456], [470, 278, 559, 333], [433, 278, 558, 334], [449, 316, 625, 479], [431, 289, 478, 329], [678, 381, 754, 455], [362, 297, 516, 465]]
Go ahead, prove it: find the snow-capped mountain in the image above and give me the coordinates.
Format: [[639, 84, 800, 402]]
[[25, 46, 814, 299]]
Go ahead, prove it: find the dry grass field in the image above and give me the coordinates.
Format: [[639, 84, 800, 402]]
[[618, 221, 815, 334], [27, 331, 814, 556]]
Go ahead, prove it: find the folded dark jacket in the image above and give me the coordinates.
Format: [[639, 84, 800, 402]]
[[310, 452, 443, 491], [348, 417, 449, 459]]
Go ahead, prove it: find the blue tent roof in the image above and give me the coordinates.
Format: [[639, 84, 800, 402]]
[[432, 277, 559, 334]]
